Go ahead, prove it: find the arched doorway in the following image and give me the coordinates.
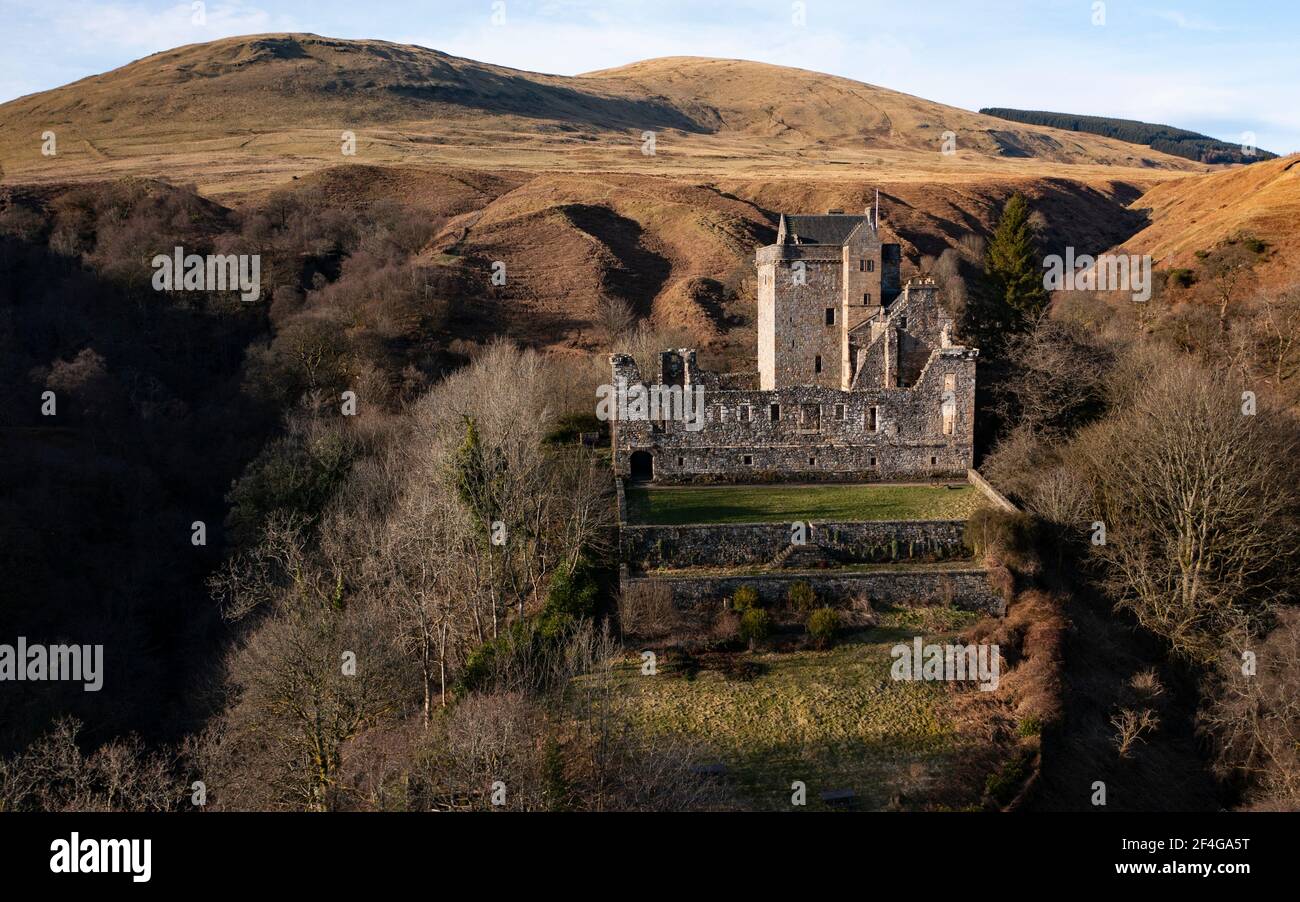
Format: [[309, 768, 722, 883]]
[[629, 450, 654, 482]]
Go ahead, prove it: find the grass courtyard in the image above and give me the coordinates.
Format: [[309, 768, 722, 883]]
[[626, 482, 982, 525], [581, 605, 1007, 810]]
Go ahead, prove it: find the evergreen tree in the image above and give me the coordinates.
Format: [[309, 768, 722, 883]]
[[451, 416, 504, 534], [963, 193, 1046, 355]]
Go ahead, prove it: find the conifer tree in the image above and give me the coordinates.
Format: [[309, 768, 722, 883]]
[[963, 193, 1047, 355]]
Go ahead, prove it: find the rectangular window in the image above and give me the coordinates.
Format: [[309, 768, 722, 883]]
[[814, 355, 822, 374], [740, 405, 752, 423], [834, 403, 845, 420], [800, 404, 822, 432], [868, 259, 875, 273], [867, 406, 878, 432], [770, 403, 780, 422], [825, 308, 835, 326], [863, 292, 871, 304], [677, 456, 684, 467], [869, 456, 878, 467], [808, 457, 817, 466], [943, 374, 956, 435], [743, 454, 753, 465], [930, 456, 938, 466]]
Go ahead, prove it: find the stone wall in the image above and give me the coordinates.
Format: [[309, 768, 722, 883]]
[[623, 519, 968, 570], [608, 368, 976, 483], [967, 468, 1019, 512], [609, 274, 978, 484], [622, 568, 1006, 615]]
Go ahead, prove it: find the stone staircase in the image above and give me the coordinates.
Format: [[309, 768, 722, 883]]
[[768, 541, 841, 570]]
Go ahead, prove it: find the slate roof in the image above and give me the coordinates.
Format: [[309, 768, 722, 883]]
[[782, 214, 871, 246]]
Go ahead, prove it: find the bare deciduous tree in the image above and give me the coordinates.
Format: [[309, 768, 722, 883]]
[[1077, 359, 1300, 662], [1201, 610, 1300, 809]]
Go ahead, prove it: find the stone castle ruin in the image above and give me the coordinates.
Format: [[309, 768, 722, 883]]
[[610, 208, 978, 482]]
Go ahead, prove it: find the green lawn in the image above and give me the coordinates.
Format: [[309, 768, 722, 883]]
[[626, 482, 981, 525], [580, 606, 1003, 810]]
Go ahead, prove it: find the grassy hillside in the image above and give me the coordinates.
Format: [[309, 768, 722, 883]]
[[0, 34, 1202, 198], [1121, 154, 1300, 264]]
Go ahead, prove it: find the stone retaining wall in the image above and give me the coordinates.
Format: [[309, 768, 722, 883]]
[[623, 567, 1005, 615], [622, 519, 968, 569]]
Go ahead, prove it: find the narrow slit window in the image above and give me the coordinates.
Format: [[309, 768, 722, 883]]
[[770, 403, 780, 422], [867, 406, 878, 432], [825, 307, 835, 326], [814, 355, 822, 374]]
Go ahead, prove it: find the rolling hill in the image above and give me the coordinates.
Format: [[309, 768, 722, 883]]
[[0, 33, 1202, 198], [0, 33, 1245, 355]]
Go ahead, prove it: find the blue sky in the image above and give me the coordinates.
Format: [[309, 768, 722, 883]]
[[2, 0, 1297, 153]]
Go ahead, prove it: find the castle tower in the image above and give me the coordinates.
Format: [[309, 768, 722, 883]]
[[755, 209, 901, 390]]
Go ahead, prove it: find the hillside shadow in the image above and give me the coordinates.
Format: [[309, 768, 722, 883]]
[[561, 204, 672, 316], [387, 69, 711, 134]]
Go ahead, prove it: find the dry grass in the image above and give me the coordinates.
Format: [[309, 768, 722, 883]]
[[0, 34, 1201, 196], [580, 605, 1015, 810]]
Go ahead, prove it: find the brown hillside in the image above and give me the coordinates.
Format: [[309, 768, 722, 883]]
[[585, 56, 1192, 167], [0, 33, 1248, 359], [0, 33, 1202, 199], [1121, 154, 1300, 265]]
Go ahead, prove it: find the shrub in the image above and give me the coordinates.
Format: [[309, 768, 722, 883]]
[[619, 582, 678, 640], [964, 508, 1039, 570], [739, 608, 773, 647], [984, 749, 1033, 807], [732, 585, 759, 612], [1167, 268, 1196, 288], [712, 610, 741, 645], [540, 556, 604, 638], [225, 424, 355, 546], [806, 607, 840, 647], [786, 581, 816, 614]]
